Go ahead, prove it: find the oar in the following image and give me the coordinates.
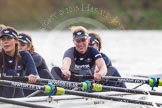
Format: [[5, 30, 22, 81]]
[[0, 97, 53, 108], [94, 84, 162, 96], [26, 90, 41, 97], [2, 76, 162, 97], [0, 80, 65, 96], [0, 80, 162, 107], [74, 75, 162, 88], [64, 89, 162, 107], [102, 76, 148, 83], [51, 68, 161, 88], [1, 76, 82, 89], [134, 74, 162, 79]]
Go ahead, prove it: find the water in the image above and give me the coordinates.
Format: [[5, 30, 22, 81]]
[[18, 30, 162, 107]]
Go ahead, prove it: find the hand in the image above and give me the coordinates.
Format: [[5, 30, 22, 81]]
[[94, 72, 102, 81], [62, 70, 71, 80], [28, 74, 37, 83]]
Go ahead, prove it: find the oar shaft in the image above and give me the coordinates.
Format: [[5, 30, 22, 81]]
[[0, 80, 66, 96], [0, 97, 53, 108], [2, 76, 82, 89], [102, 76, 148, 84], [102, 76, 162, 87], [0, 80, 45, 91], [69, 75, 149, 84], [102, 85, 162, 96], [65, 89, 162, 107], [2, 76, 162, 97], [39, 78, 82, 89]]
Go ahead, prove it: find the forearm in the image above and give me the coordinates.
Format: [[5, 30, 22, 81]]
[[95, 58, 107, 76], [62, 57, 71, 72], [98, 65, 107, 76], [61, 57, 72, 80]]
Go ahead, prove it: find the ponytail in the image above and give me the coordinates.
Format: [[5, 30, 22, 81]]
[[14, 43, 21, 70]]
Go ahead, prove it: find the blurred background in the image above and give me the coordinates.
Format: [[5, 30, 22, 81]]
[[0, 0, 162, 30]]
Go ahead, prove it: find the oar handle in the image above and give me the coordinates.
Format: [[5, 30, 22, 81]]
[[72, 74, 94, 79], [2, 76, 28, 82]]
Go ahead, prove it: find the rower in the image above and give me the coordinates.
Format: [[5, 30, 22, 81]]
[[51, 26, 107, 82], [17, 33, 54, 96], [18, 33, 53, 79], [88, 32, 126, 88], [0, 27, 38, 98]]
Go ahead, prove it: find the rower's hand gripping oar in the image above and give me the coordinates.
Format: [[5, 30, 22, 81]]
[[78, 80, 162, 96], [0, 79, 65, 96], [0, 75, 92, 92], [1, 80, 162, 107], [1, 75, 103, 93], [2, 75, 162, 96], [73, 75, 162, 90]]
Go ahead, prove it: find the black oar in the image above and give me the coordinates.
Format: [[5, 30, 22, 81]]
[[0, 80, 65, 96], [51, 68, 162, 87], [74, 75, 162, 88], [0, 80, 162, 107], [1, 75, 84, 90], [2, 76, 162, 97], [99, 84, 162, 96], [0, 97, 53, 108], [134, 74, 162, 79], [76, 75, 147, 84], [102, 76, 148, 83], [65, 89, 162, 107]]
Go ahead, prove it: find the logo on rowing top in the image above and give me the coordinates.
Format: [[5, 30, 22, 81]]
[[79, 58, 84, 61], [4, 30, 10, 33], [76, 32, 82, 35]]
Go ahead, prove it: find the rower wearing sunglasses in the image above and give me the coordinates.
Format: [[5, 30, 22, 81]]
[[51, 26, 107, 82], [89, 32, 126, 88]]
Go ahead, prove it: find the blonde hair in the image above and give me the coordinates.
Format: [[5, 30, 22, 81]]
[[70, 26, 88, 34], [89, 32, 102, 51], [0, 24, 6, 31]]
